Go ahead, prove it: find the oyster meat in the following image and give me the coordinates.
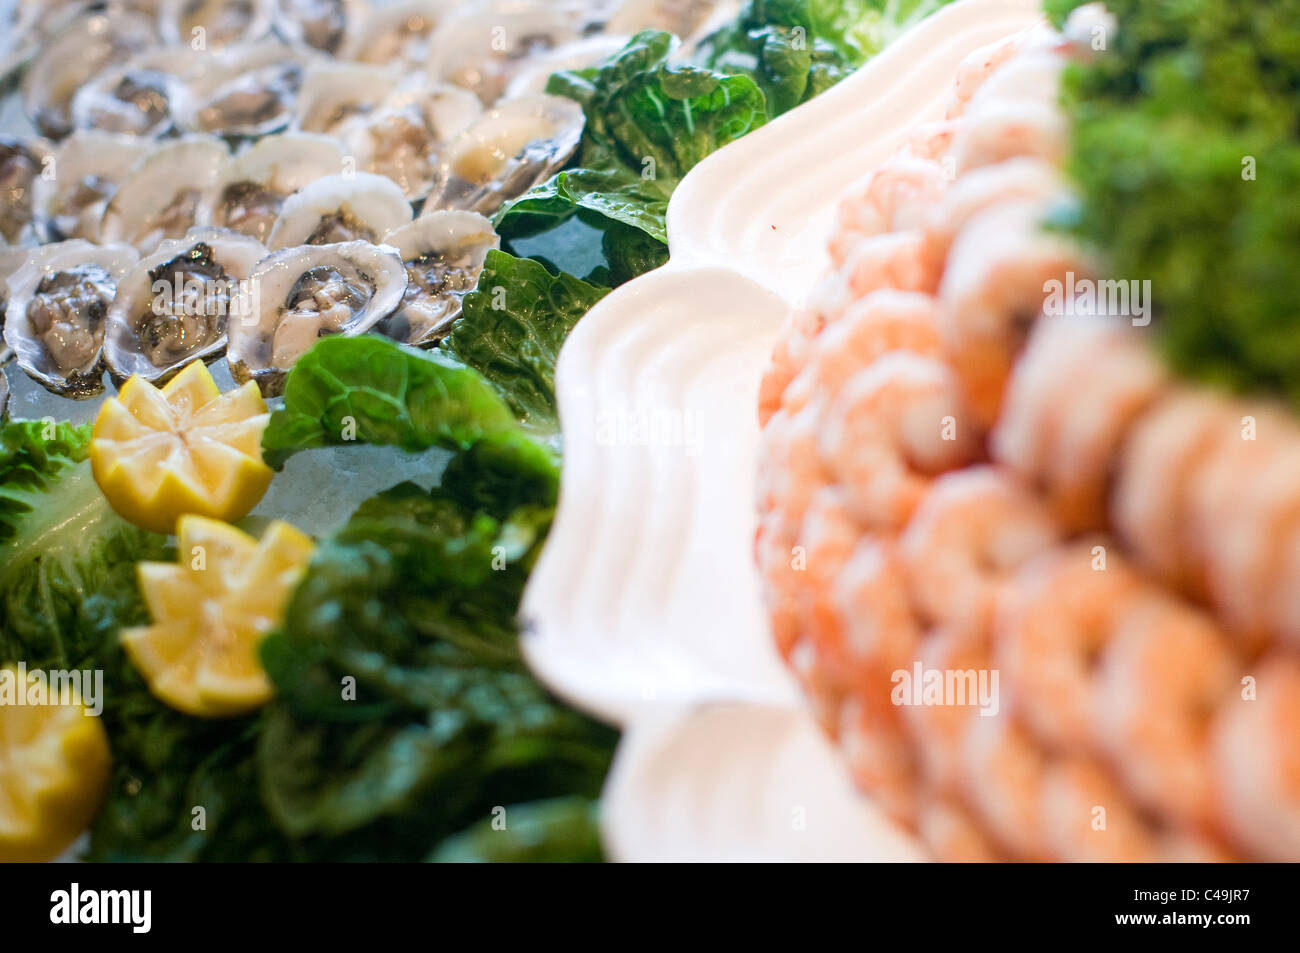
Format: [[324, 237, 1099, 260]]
[[204, 132, 346, 243], [227, 240, 407, 395], [103, 227, 267, 385], [425, 94, 584, 216], [159, 0, 272, 51], [3, 241, 139, 398], [292, 61, 400, 137], [0, 137, 48, 246], [341, 1, 452, 72], [99, 136, 230, 254], [33, 131, 151, 244], [70, 50, 191, 138], [267, 171, 412, 250], [185, 41, 313, 139], [379, 211, 498, 347], [272, 0, 360, 54]]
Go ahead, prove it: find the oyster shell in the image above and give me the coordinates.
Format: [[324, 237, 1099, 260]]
[[603, 0, 736, 46], [379, 211, 498, 347], [99, 136, 230, 254], [292, 61, 401, 137], [203, 132, 346, 243], [32, 131, 152, 244], [340, 0, 452, 72], [0, 365, 8, 422], [184, 40, 314, 138], [266, 171, 412, 250], [103, 226, 267, 385], [427, 1, 579, 105], [504, 34, 630, 99], [69, 48, 191, 138], [0, 136, 50, 246], [3, 240, 139, 398], [424, 94, 584, 216], [158, 0, 272, 51], [21, 7, 156, 139], [227, 240, 407, 395], [271, 0, 363, 54], [0, 246, 33, 366], [340, 81, 482, 201]]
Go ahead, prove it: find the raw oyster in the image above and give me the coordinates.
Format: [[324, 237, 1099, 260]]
[[292, 61, 401, 137], [340, 1, 452, 71], [69, 49, 191, 138], [99, 136, 229, 254], [379, 211, 498, 347], [340, 82, 482, 201], [3, 240, 139, 398], [158, 0, 272, 51], [227, 240, 407, 395], [184, 40, 314, 138], [103, 227, 266, 385], [504, 34, 630, 99], [203, 132, 346, 243], [0, 246, 33, 365], [0, 137, 49, 246], [424, 94, 584, 216], [266, 172, 412, 250], [427, 2, 579, 105], [32, 131, 151, 244], [272, 0, 363, 54], [21, 7, 156, 139], [603, 0, 736, 46]]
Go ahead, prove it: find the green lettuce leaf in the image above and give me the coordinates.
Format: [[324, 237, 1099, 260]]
[[429, 796, 605, 863]]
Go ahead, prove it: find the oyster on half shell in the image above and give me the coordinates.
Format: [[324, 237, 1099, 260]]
[[266, 171, 412, 250], [33, 131, 152, 244], [227, 240, 407, 396], [379, 211, 498, 347], [184, 40, 314, 139], [99, 136, 230, 254], [424, 94, 584, 216], [1, 136, 49, 246], [3, 240, 139, 398], [103, 227, 267, 385]]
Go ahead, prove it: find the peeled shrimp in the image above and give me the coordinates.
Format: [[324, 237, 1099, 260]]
[[993, 316, 1169, 532], [758, 305, 825, 425], [790, 289, 944, 417], [916, 794, 1002, 862], [793, 486, 867, 691], [1092, 595, 1237, 829], [817, 353, 980, 530], [842, 229, 943, 300], [904, 118, 963, 163], [943, 34, 1025, 119], [1210, 654, 1300, 861], [937, 200, 1086, 428], [839, 693, 919, 829], [922, 156, 1066, 263], [899, 466, 1059, 641], [1039, 757, 1159, 862], [755, 405, 829, 531], [827, 538, 922, 694], [830, 157, 949, 265], [951, 99, 1069, 175], [899, 627, 989, 792], [994, 541, 1145, 751], [959, 709, 1049, 860]]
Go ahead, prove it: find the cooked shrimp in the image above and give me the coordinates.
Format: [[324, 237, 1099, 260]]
[[1187, 409, 1300, 649], [951, 99, 1069, 175], [818, 353, 981, 530], [1039, 757, 1159, 862], [827, 538, 922, 694], [793, 487, 867, 689], [922, 156, 1066, 264], [840, 693, 919, 829], [791, 289, 944, 416], [965, 50, 1064, 115], [994, 541, 1145, 751], [755, 405, 829, 530], [754, 509, 802, 659], [916, 793, 1003, 862], [943, 34, 1025, 119], [937, 199, 1086, 428], [1210, 654, 1300, 861], [905, 118, 963, 163], [830, 158, 949, 264], [960, 709, 1049, 859], [1092, 595, 1237, 829], [899, 466, 1060, 642], [993, 316, 1169, 531], [1111, 389, 1238, 600], [842, 229, 943, 300], [758, 305, 826, 425], [899, 627, 989, 792]]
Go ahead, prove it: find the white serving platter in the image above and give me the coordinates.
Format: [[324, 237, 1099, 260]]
[[521, 0, 1045, 862]]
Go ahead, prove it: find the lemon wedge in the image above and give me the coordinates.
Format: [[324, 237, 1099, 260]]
[[0, 666, 111, 862], [121, 515, 315, 718], [90, 360, 274, 535]]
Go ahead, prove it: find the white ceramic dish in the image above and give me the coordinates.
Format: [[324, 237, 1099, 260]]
[[521, 0, 1045, 862]]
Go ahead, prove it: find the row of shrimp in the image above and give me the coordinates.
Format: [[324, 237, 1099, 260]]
[[754, 9, 1300, 862]]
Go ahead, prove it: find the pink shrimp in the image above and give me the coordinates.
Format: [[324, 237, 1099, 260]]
[[792, 487, 867, 689], [757, 304, 826, 425], [1209, 654, 1300, 861], [992, 316, 1169, 532], [899, 627, 989, 793], [993, 541, 1145, 751], [937, 199, 1087, 429], [839, 692, 919, 829], [755, 404, 829, 531], [959, 708, 1049, 860], [817, 352, 981, 530], [842, 229, 943, 300], [1038, 757, 1160, 862], [785, 289, 944, 418], [826, 537, 922, 696], [899, 466, 1060, 642], [943, 34, 1025, 119], [1111, 389, 1238, 600], [1092, 594, 1238, 830], [952, 98, 1069, 177], [754, 508, 802, 660], [904, 118, 963, 163], [830, 157, 950, 265], [916, 794, 1003, 862]]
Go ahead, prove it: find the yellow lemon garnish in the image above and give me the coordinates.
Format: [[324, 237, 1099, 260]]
[[121, 515, 315, 718], [90, 360, 274, 535], [0, 666, 111, 862]]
